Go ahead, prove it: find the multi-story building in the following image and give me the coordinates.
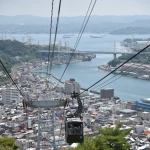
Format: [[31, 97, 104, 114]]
[[55, 85, 64, 93], [100, 88, 114, 100], [64, 78, 80, 94], [2, 88, 20, 105], [136, 98, 150, 111]]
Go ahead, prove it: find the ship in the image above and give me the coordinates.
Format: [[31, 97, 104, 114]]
[[63, 34, 74, 36], [62, 36, 71, 38], [90, 36, 103, 38], [82, 55, 92, 61], [62, 34, 74, 38]]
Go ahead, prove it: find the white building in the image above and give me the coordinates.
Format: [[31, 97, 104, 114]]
[[55, 85, 64, 93], [2, 88, 20, 105], [16, 139, 34, 150], [64, 78, 80, 94]]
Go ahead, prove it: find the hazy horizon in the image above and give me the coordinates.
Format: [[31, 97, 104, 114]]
[[1, 0, 150, 17], [1, 14, 150, 18]]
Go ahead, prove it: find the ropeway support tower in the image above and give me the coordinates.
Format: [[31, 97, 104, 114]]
[[26, 94, 66, 150]]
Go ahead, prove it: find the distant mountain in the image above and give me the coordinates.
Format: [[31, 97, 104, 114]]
[[0, 15, 150, 34], [0, 15, 51, 25], [110, 27, 150, 34], [0, 15, 150, 25], [129, 19, 150, 27]]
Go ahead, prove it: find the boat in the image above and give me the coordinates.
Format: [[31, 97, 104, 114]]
[[82, 56, 92, 61], [90, 36, 103, 38], [92, 54, 96, 58], [62, 36, 71, 38], [63, 34, 74, 36], [62, 34, 74, 38]]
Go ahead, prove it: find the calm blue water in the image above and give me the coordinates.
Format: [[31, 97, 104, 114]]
[[8, 33, 150, 101]]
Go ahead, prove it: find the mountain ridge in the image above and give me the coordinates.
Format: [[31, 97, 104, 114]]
[[0, 15, 150, 25], [1, 15, 150, 34]]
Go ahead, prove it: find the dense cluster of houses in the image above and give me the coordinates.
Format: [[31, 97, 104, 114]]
[[0, 61, 150, 149]]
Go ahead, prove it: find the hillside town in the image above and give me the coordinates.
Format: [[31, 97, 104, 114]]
[[0, 61, 150, 149]]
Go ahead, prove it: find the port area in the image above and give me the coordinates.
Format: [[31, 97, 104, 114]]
[[98, 63, 150, 80], [31, 54, 96, 71], [31, 59, 82, 71]]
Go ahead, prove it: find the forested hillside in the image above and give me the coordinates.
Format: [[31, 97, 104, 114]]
[[0, 40, 42, 72]]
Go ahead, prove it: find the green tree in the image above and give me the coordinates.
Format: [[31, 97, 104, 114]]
[[96, 123, 131, 150], [108, 58, 121, 67], [75, 136, 97, 150], [0, 136, 18, 150], [75, 123, 131, 150]]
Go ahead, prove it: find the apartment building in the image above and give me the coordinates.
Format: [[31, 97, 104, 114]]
[[64, 78, 80, 94], [2, 88, 20, 105]]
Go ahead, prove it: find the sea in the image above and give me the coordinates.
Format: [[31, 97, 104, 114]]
[[6, 33, 150, 101]]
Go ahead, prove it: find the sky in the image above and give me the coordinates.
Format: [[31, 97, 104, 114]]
[[0, 0, 150, 17]]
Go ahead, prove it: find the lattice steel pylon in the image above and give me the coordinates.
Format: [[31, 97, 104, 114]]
[[26, 91, 66, 150]]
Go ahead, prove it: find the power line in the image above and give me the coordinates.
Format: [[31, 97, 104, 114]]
[[52, 0, 96, 90], [73, 0, 97, 50], [58, 0, 97, 83], [46, 0, 55, 87], [0, 61, 30, 149], [0, 63, 28, 102], [48, 0, 62, 83], [0, 60, 23, 96], [73, 0, 93, 49], [0, 61, 29, 106], [0, 75, 10, 88], [91, 41, 150, 91], [91, 52, 150, 90], [91, 41, 150, 90], [0, 64, 16, 87], [93, 52, 150, 91], [80, 44, 150, 95]]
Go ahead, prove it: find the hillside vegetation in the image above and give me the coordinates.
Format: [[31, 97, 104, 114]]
[[75, 123, 131, 150], [108, 39, 150, 67], [0, 40, 43, 72]]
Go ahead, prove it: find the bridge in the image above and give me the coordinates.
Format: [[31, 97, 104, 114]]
[[39, 49, 149, 55], [39, 49, 149, 63]]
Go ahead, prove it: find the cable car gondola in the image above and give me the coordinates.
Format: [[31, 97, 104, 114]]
[[65, 118, 83, 143], [65, 92, 84, 144]]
